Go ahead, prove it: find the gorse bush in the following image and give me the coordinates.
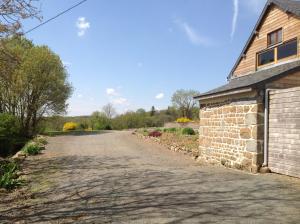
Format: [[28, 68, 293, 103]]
[[0, 161, 22, 190], [63, 122, 78, 131], [176, 117, 192, 123], [181, 128, 196, 135]]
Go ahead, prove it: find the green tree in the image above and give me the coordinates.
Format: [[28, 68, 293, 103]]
[[91, 111, 111, 130], [0, 37, 72, 137], [171, 89, 200, 119]]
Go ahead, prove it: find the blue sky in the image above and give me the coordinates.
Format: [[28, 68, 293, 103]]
[[23, 0, 267, 116]]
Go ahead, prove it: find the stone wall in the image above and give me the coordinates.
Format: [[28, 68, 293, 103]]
[[198, 91, 264, 173]]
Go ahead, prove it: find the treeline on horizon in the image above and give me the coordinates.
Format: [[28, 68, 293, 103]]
[[40, 106, 200, 133]]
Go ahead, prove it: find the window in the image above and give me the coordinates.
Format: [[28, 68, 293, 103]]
[[268, 29, 282, 47], [278, 39, 297, 60], [258, 49, 275, 66]]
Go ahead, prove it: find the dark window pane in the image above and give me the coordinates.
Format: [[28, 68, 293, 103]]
[[270, 33, 276, 45], [278, 39, 297, 60], [278, 29, 282, 43], [268, 29, 282, 46], [258, 49, 275, 66]]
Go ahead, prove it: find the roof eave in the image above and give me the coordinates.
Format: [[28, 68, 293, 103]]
[[227, 0, 300, 80], [227, 0, 273, 80], [194, 87, 253, 101]]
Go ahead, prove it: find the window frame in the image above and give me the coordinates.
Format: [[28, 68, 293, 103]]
[[257, 38, 298, 69], [277, 38, 298, 62], [257, 48, 275, 67], [267, 28, 283, 47]]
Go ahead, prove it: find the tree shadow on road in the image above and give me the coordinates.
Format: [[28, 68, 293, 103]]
[[0, 155, 300, 223]]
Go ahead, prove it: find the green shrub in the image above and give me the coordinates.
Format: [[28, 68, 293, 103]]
[[0, 113, 20, 137], [166, 128, 177, 133], [21, 141, 42, 155], [33, 135, 48, 145], [0, 161, 22, 190], [181, 128, 196, 135]]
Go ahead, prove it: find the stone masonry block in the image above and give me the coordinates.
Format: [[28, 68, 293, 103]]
[[246, 140, 258, 152]]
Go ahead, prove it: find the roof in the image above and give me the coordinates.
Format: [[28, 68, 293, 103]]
[[228, 0, 300, 80], [195, 60, 300, 99]]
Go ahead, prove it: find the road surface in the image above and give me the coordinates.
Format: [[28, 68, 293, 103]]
[[1, 131, 300, 223]]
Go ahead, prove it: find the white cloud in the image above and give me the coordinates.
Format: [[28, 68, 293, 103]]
[[113, 97, 129, 106], [106, 88, 118, 96], [175, 19, 213, 47], [155, 93, 164, 100], [231, 0, 239, 39], [76, 17, 90, 37], [77, 94, 83, 99]]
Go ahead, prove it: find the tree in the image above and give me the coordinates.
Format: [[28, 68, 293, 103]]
[[91, 111, 111, 130], [171, 89, 200, 119], [102, 103, 116, 119], [150, 106, 156, 116], [136, 108, 146, 114], [0, 37, 72, 137], [0, 0, 41, 38]]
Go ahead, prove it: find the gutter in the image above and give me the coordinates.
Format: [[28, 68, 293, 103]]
[[194, 88, 253, 101]]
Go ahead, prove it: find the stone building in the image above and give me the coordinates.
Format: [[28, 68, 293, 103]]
[[195, 0, 300, 178]]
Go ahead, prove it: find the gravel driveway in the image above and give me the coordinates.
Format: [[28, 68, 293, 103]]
[[1, 131, 300, 223]]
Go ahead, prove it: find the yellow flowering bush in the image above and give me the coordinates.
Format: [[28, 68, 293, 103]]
[[63, 122, 78, 132], [176, 117, 192, 123]]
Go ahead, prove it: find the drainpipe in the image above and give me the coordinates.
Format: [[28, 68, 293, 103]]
[[263, 89, 274, 167]]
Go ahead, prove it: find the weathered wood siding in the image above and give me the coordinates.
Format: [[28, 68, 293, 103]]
[[267, 70, 300, 88], [233, 5, 300, 77], [268, 87, 300, 178]]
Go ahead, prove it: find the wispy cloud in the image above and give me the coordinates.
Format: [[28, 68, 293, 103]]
[[155, 93, 164, 100], [76, 17, 90, 37], [231, 0, 239, 39], [175, 19, 213, 47]]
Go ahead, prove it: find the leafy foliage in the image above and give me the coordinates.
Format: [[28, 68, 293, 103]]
[[21, 141, 42, 155], [0, 113, 20, 137], [0, 36, 72, 137], [0, 161, 22, 190], [91, 112, 112, 130], [181, 128, 196, 135], [171, 89, 200, 119]]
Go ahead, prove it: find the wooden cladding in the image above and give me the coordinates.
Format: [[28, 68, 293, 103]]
[[233, 5, 300, 77]]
